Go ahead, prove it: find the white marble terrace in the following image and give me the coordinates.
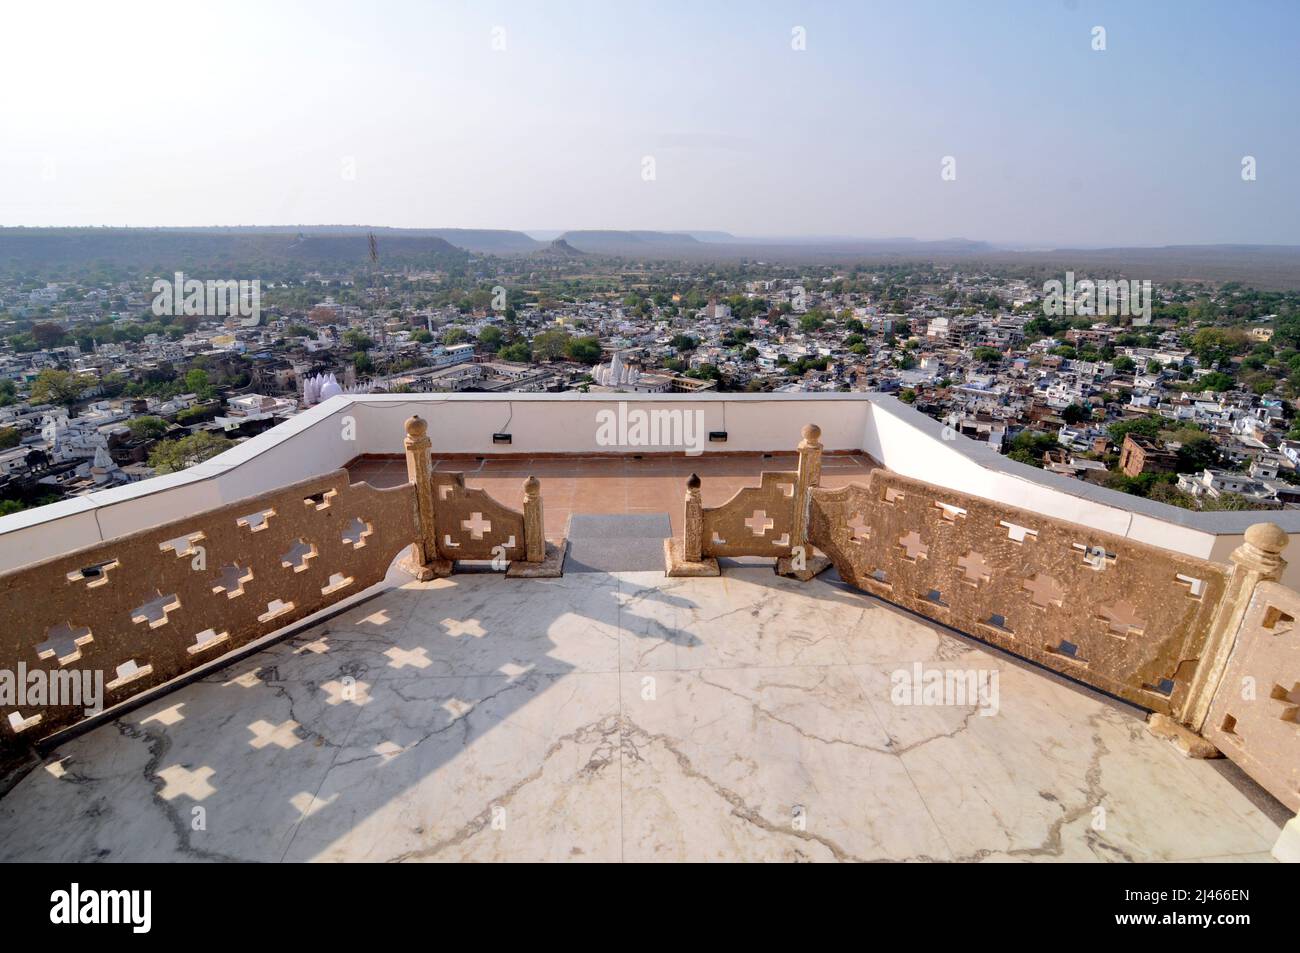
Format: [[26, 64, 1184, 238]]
[[0, 565, 1284, 862]]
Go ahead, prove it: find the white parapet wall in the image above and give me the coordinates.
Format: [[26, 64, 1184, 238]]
[[2, 392, 1297, 583]]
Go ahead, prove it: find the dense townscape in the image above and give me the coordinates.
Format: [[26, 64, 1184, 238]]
[[3, 229, 1300, 516]]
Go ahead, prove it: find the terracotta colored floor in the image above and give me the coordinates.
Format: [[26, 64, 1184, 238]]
[[345, 452, 876, 540]]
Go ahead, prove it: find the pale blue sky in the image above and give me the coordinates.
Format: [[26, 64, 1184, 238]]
[[1, 0, 1295, 245]]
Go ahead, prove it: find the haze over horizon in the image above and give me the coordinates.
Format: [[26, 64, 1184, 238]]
[[2, 0, 1296, 246]]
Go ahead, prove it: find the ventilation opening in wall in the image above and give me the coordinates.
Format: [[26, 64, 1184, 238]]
[[492, 433, 512, 445], [710, 431, 728, 443]]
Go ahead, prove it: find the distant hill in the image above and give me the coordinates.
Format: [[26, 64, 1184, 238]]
[[0, 227, 469, 275], [3, 227, 1298, 289], [532, 238, 585, 258]]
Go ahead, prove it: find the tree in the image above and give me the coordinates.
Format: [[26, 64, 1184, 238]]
[[564, 335, 602, 364], [1113, 355, 1136, 373], [343, 330, 375, 351], [498, 341, 531, 362], [1108, 416, 1160, 444], [1197, 371, 1235, 393], [973, 346, 1002, 364], [478, 326, 504, 352], [441, 328, 468, 346], [30, 369, 92, 409], [184, 368, 213, 399], [0, 426, 19, 449], [148, 432, 234, 474], [32, 323, 67, 348], [410, 328, 433, 344], [127, 416, 168, 441], [0, 380, 16, 406], [531, 330, 570, 362], [1061, 403, 1088, 425]]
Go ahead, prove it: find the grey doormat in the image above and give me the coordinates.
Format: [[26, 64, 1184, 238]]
[[564, 513, 671, 572]]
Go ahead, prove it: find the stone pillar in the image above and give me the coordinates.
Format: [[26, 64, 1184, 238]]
[[402, 415, 450, 579], [1183, 522, 1288, 731], [790, 423, 823, 555], [778, 423, 831, 581], [664, 472, 719, 576], [684, 473, 704, 563], [523, 475, 544, 563]]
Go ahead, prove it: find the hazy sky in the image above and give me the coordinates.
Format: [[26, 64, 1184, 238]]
[[1, 0, 1296, 245]]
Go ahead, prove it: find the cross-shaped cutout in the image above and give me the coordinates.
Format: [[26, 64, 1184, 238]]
[[107, 659, 152, 689], [342, 517, 372, 549], [212, 563, 253, 599], [258, 599, 295, 624], [65, 559, 119, 588], [745, 509, 775, 536], [1262, 606, 1295, 634], [956, 550, 991, 586], [932, 501, 967, 523], [1000, 520, 1039, 544], [303, 489, 338, 511], [36, 622, 93, 664], [131, 591, 180, 629], [156, 764, 216, 802], [290, 791, 338, 819], [159, 532, 204, 558], [882, 487, 905, 506], [321, 572, 353, 596], [237, 508, 276, 533], [1048, 640, 1088, 664], [441, 618, 486, 638], [141, 703, 185, 727], [385, 646, 432, 670], [1097, 601, 1146, 639], [248, 718, 303, 750], [188, 628, 228, 655], [1022, 572, 1064, 608], [1269, 683, 1299, 723], [898, 530, 927, 561], [462, 512, 491, 539], [1073, 542, 1116, 571], [279, 539, 317, 573], [848, 513, 871, 543]]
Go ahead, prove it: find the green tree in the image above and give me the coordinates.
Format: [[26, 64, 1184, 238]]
[[148, 432, 234, 474], [127, 416, 168, 440], [30, 369, 92, 408], [478, 326, 504, 352], [531, 330, 570, 362], [0, 426, 19, 449], [564, 335, 602, 364]]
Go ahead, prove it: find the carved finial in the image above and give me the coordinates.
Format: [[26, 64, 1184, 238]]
[[405, 415, 427, 438], [524, 475, 540, 497], [802, 423, 821, 444], [1233, 521, 1289, 576], [1245, 522, 1288, 555], [687, 473, 701, 490]]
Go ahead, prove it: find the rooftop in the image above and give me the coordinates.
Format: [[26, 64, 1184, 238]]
[[0, 566, 1284, 862], [0, 393, 1296, 863]]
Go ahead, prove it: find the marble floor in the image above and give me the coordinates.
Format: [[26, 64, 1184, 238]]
[[0, 567, 1285, 862]]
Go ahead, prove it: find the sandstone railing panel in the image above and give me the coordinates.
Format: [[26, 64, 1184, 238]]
[[1, 471, 417, 748], [1203, 580, 1300, 812], [432, 472, 526, 562], [702, 471, 799, 559], [809, 471, 1229, 714]]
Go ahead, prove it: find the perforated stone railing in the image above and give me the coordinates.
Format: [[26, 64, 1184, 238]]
[[0, 469, 418, 757], [1204, 577, 1300, 812], [0, 415, 561, 775], [810, 470, 1234, 715]]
